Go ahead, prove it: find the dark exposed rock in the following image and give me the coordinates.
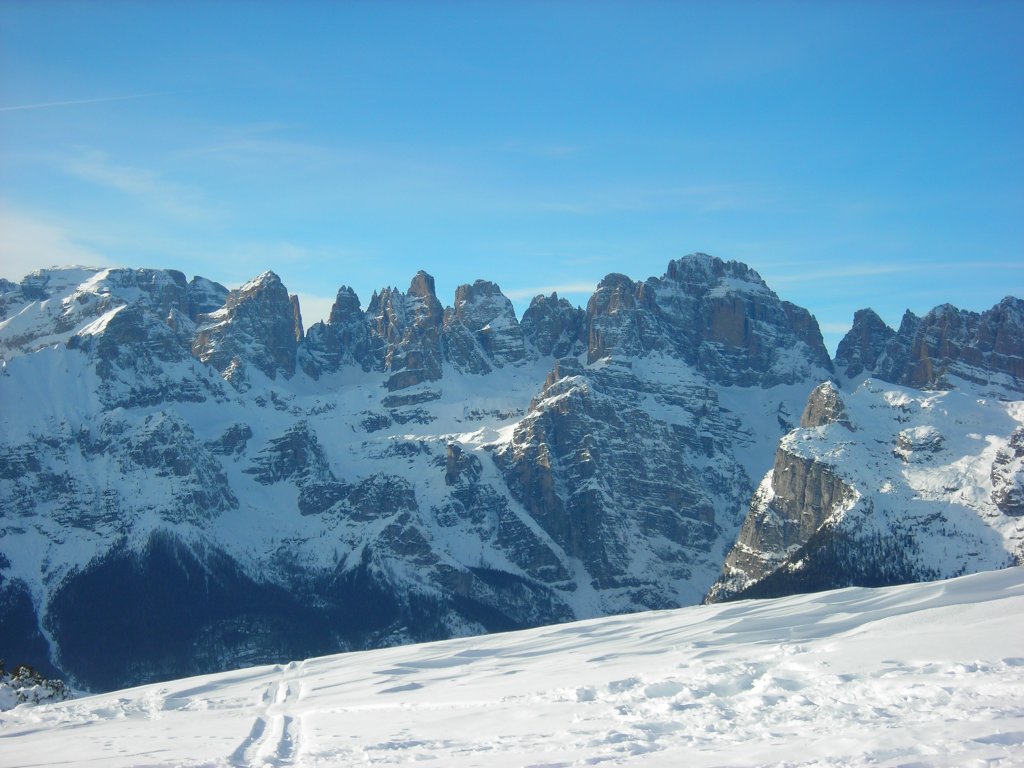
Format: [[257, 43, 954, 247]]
[[991, 427, 1024, 516], [893, 426, 945, 463], [186, 276, 229, 320], [445, 442, 481, 486], [360, 413, 392, 432], [367, 271, 445, 391], [443, 280, 526, 373], [521, 293, 585, 358], [346, 474, 418, 521], [68, 303, 219, 408], [206, 423, 253, 456], [302, 286, 371, 376], [800, 381, 853, 430], [835, 308, 896, 379], [585, 273, 659, 363], [0, 278, 20, 322], [192, 271, 298, 382], [583, 254, 833, 386], [495, 358, 748, 607], [120, 413, 237, 524], [245, 421, 331, 485], [840, 298, 1024, 391], [381, 390, 441, 409], [289, 294, 304, 343], [707, 447, 856, 602]]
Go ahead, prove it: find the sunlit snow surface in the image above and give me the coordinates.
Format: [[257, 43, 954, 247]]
[[3, 569, 1024, 767]]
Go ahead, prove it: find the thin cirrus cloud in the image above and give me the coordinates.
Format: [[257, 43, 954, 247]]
[[765, 261, 1024, 286], [64, 153, 213, 222], [0, 91, 179, 112], [0, 205, 114, 280], [763, 263, 919, 284], [535, 183, 769, 217]]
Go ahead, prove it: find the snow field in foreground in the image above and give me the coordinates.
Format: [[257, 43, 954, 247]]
[[2, 567, 1023, 767]]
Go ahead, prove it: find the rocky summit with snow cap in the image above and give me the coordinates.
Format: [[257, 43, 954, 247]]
[[1, 254, 1022, 692]]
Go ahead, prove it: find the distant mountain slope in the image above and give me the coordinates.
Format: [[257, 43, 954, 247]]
[[1, 568, 1021, 767]]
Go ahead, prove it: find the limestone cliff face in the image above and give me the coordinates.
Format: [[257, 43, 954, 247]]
[[186, 276, 229, 321], [991, 427, 1024, 516], [834, 308, 895, 379], [582, 254, 834, 386], [709, 383, 857, 602], [442, 280, 526, 374], [494, 355, 752, 611], [585, 273, 661, 363], [836, 298, 1024, 391], [800, 381, 853, 430], [520, 293, 585, 358], [707, 447, 856, 602], [192, 271, 300, 383], [302, 286, 372, 376], [366, 271, 446, 391]]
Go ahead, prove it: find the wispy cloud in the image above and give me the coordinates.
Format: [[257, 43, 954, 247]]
[[0, 205, 114, 280], [0, 92, 176, 113], [536, 183, 770, 216], [504, 282, 597, 300], [763, 264, 918, 285], [496, 140, 581, 158], [65, 152, 212, 221]]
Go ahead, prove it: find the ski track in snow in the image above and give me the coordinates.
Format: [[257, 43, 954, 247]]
[[229, 661, 304, 767], [2, 568, 1024, 767]]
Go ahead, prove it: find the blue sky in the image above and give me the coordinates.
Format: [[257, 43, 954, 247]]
[[1, 1, 1022, 353]]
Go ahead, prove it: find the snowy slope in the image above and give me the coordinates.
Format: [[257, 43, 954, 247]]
[[2, 568, 1023, 767]]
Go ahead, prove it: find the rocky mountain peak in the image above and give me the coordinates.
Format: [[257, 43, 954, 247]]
[[838, 298, 1024, 393], [328, 286, 362, 323], [301, 285, 372, 378], [191, 270, 299, 383], [5, 255, 1022, 694], [408, 270, 439, 301], [585, 273, 652, 362], [239, 270, 282, 293], [835, 308, 895, 379], [578, 254, 833, 385], [186, 276, 229, 321], [18, 266, 105, 301], [664, 252, 768, 294], [800, 381, 853, 430], [452, 279, 502, 307], [367, 272, 445, 391], [443, 280, 526, 373], [589, 274, 634, 311], [521, 293, 585, 358]]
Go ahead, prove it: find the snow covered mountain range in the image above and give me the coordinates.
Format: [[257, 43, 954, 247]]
[[1, 253, 1021, 691]]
